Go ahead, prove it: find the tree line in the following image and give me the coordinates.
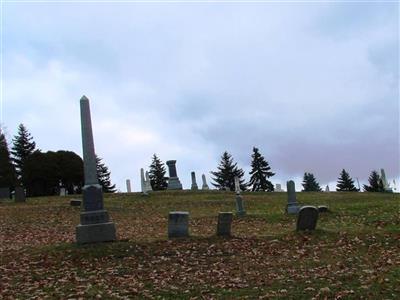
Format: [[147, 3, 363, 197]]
[[147, 147, 388, 192], [0, 124, 116, 197]]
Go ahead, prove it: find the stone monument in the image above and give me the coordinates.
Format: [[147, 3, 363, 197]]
[[166, 160, 183, 190], [235, 176, 246, 216], [275, 184, 283, 192], [325, 185, 330, 192], [201, 174, 209, 190], [76, 95, 116, 244], [15, 187, 26, 203], [217, 212, 233, 236], [145, 171, 153, 192], [191, 171, 198, 190], [126, 179, 131, 193], [286, 180, 300, 214], [168, 211, 189, 238], [296, 206, 319, 231], [380, 168, 393, 193], [234, 176, 241, 194], [59, 187, 67, 196]]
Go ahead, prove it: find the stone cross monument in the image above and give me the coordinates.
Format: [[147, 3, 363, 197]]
[[166, 160, 183, 190], [76, 95, 116, 244], [191, 171, 198, 190], [201, 174, 209, 190]]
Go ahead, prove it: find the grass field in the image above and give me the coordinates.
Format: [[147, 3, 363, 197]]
[[1, 191, 399, 299]]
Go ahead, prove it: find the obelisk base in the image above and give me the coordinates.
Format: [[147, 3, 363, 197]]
[[76, 222, 116, 244], [286, 203, 300, 214], [167, 177, 183, 190]]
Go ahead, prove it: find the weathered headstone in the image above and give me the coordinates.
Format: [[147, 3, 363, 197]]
[[286, 180, 300, 214], [234, 176, 241, 194], [126, 179, 132, 193], [0, 187, 10, 199], [380, 168, 393, 192], [70, 199, 82, 206], [296, 206, 319, 231], [318, 205, 329, 213], [201, 174, 209, 190], [275, 184, 283, 192], [217, 212, 233, 236], [60, 187, 67, 196], [76, 95, 116, 244], [166, 160, 183, 190], [140, 168, 146, 193], [191, 171, 198, 190], [145, 171, 153, 192], [235, 194, 246, 216], [325, 185, 330, 192], [168, 211, 189, 238], [15, 187, 26, 203]]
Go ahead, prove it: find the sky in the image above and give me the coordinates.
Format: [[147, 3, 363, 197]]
[[3, 1, 399, 192]]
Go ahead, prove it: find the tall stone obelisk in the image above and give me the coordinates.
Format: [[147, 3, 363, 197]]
[[76, 95, 116, 244]]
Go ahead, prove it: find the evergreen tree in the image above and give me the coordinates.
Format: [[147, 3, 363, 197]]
[[363, 170, 384, 192], [248, 147, 275, 191], [302, 172, 322, 192], [336, 169, 358, 191], [211, 151, 247, 191], [149, 154, 167, 191], [11, 124, 36, 179], [96, 155, 116, 193], [0, 129, 16, 188]]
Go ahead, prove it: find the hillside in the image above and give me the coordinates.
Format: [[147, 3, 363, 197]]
[[1, 191, 399, 299]]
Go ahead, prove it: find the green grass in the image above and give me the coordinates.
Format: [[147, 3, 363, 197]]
[[0, 191, 399, 299]]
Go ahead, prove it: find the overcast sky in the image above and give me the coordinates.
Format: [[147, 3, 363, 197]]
[[3, 2, 399, 191]]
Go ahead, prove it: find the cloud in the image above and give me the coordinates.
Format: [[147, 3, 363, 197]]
[[4, 2, 399, 191]]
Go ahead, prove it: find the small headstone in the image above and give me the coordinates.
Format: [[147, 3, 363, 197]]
[[145, 171, 153, 192], [380, 168, 393, 193], [217, 212, 233, 236], [325, 185, 330, 192], [296, 206, 319, 231], [318, 205, 329, 213], [70, 199, 82, 206], [140, 168, 146, 193], [59, 187, 67, 196], [201, 174, 210, 190], [286, 180, 300, 214], [126, 179, 132, 193], [166, 160, 183, 190], [168, 211, 189, 238], [191, 171, 198, 190], [235, 194, 246, 216], [275, 184, 283, 192], [15, 187, 26, 203], [234, 176, 240, 194], [0, 187, 10, 199]]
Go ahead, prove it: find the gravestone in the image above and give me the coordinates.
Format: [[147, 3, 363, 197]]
[[168, 211, 189, 238], [318, 205, 329, 213], [286, 180, 300, 214], [166, 160, 183, 190], [60, 187, 67, 196], [275, 184, 283, 192], [140, 168, 146, 193], [217, 212, 233, 236], [0, 187, 10, 199], [201, 174, 209, 190], [70, 199, 82, 206], [325, 185, 330, 192], [15, 187, 26, 203], [235, 194, 246, 216], [234, 176, 241, 194], [145, 171, 153, 192], [191, 171, 198, 190], [380, 169, 393, 193], [76, 95, 116, 244], [296, 206, 319, 231], [126, 179, 132, 193]]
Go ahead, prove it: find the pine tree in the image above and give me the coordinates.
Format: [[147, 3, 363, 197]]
[[11, 124, 36, 179], [211, 151, 247, 191], [149, 154, 167, 190], [363, 170, 384, 192], [248, 147, 275, 191], [302, 172, 322, 192], [0, 129, 16, 188], [96, 155, 116, 193], [336, 169, 358, 191]]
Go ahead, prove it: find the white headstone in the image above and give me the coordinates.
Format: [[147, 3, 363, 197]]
[[126, 179, 132, 193], [234, 176, 240, 194], [140, 168, 146, 193], [145, 171, 153, 192], [201, 174, 210, 190], [275, 184, 283, 192]]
